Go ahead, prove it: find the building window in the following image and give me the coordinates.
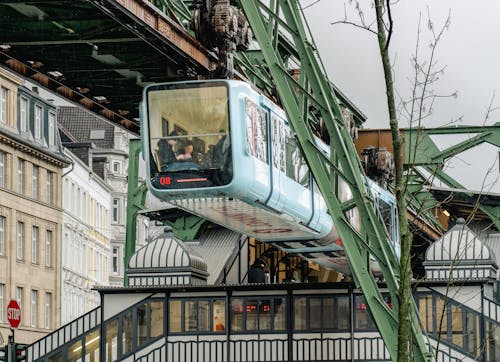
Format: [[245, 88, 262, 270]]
[[0, 151, 4, 188], [112, 161, 121, 173], [112, 247, 119, 274], [32, 165, 38, 200], [45, 230, 52, 267], [83, 192, 87, 222], [76, 187, 81, 215], [46, 171, 52, 204], [31, 290, 38, 327], [16, 287, 23, 324], [31, 226, 38, 263], [34, 105, 42, 140], [89, 129, 105, 140], [48, 112, 55, 146], [0, 216, 4, 256], [17, 159, 23, 194], [0, 284, 4, 322], [17, 222, 23, 260], [0, 87, 7, 123], [97, 204, 101, 230], [45, 292, 51, 329], [112, 198, 120, 224], [20, 97, 28, 132]]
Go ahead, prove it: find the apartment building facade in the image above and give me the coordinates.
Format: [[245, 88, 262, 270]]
[[58, 106, 149, 287], [0, 67, 67, 344], [61, 150, 112, 324]]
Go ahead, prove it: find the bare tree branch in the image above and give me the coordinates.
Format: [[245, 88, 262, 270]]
[[384, 0, 393, 50]]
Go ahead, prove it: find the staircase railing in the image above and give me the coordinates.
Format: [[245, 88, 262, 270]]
[[25, 307, 100, 361]]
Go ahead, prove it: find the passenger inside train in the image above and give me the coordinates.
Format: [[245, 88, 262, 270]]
[[147, 82, 232, 183]]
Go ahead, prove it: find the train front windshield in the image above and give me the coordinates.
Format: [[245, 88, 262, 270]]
[[147, 82, 232, 188]]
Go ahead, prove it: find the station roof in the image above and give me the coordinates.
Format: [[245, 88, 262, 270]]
[[429, 186, 500, 225]]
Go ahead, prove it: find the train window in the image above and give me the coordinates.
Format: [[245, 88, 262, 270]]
[[245, 99, 268, 163], [147, 83, 232, 185], [285, 132, 309, 187], [270, 115, 309, 186], [271, 116, 286, 172], [378, 199, 392, 237]]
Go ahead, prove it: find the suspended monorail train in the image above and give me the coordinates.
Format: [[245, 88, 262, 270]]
[[141, 80, 399, 273]]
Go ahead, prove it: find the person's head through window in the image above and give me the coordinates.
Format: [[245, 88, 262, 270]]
[[156, 130, 180, 170], [167, 130, 179, 147], [177, 140, 193, 161]]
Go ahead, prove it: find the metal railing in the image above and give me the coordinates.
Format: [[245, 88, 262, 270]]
[[135, 336, 390, 362], [25, 307, 100, 361]]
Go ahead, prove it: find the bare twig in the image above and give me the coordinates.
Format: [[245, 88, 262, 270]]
[[330, 19, 378, 35]]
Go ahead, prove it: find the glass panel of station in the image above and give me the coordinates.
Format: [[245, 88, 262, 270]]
[[36, 290, 500, 361], [416, 292, 500, 360]]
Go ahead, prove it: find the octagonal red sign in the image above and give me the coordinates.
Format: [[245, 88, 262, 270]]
[[7, 299, 21, 328]]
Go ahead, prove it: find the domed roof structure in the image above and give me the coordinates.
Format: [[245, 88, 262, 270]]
[[128, 231, 208, 286], [424, 218, 498, 281]]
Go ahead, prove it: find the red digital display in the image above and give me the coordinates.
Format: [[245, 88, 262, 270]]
[[159, 176, 172, 185], [233, 304, 271, 313]]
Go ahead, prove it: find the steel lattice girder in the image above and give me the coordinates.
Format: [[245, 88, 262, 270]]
[[404, 123, 500, 229], [234, 1, 430, 361]]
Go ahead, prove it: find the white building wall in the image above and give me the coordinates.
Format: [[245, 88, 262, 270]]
[[105, 131, 149, 286], [61, 150, 112, 323]]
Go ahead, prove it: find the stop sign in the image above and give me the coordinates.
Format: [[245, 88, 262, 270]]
[[7, 299, 21, 328]]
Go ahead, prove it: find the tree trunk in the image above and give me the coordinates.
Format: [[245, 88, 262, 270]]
[[373, 1, 414, 361]]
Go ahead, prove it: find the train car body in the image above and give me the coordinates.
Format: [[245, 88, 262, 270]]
[[141, 80, 398, 273]]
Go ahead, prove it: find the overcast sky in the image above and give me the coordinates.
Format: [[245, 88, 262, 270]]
[[303, 1, 499, 193]]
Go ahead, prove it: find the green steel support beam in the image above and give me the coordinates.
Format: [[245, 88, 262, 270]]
[[124, 139, 148, 286], [405, 124, 500, 165], [404, 124, 500, 229], [236, 1, 429, 360], [404, 123, 499, 135], [434, 132, 493, 162], [164, 216, 206, 241]]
